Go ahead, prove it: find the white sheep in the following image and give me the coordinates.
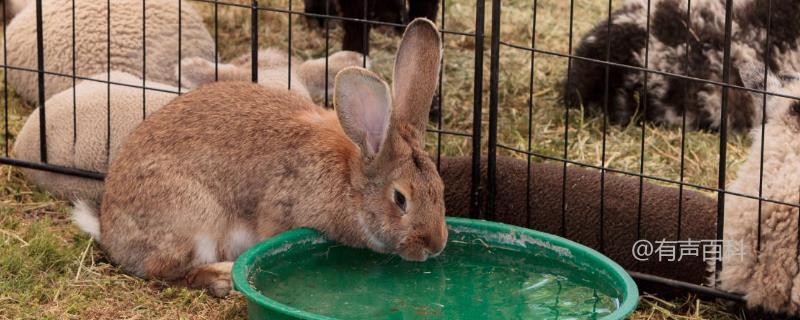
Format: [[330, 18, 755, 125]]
[[12, 72, 180, 206], [4, 0, 214, 104], [13, 50, 367, 205], [179, 49, 368, 104], [719, 64, 800, 315]]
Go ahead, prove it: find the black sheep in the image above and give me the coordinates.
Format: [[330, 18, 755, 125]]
[[304, 0, 440, 55]]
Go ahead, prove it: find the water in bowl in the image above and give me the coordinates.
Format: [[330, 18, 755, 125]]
[[252, 240, 620, 319]]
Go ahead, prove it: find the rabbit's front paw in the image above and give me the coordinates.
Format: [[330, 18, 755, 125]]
[[186, 261, 234, 298]]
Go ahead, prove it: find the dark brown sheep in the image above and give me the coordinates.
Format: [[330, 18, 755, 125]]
[[303, 0, 440, 55], [438, 156, 717, 294]]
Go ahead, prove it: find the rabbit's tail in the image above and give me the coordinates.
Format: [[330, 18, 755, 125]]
[[72, 200, 101, 241]]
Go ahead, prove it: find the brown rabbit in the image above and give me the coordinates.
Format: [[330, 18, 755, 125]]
[[73, 18, 446, 297]]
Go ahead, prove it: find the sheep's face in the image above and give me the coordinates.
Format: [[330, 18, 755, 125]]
[[791, 100, 800, 129], [766, 81, 800, 133], [743, 79, 800, 168], [738, 62, 800, 166], [740, 62, 800, 133]]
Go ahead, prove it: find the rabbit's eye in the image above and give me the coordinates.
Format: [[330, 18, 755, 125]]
[[394, 190, 407, 212]]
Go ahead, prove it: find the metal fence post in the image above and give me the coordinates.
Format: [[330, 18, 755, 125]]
[[251, 0, 259, 83], [35, 0, 47, 163], [469, 0, 486, 219], [485, 0, 501, 220], [715, 0, 735, 277]]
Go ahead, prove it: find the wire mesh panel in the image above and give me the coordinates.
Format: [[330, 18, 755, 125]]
[[0, 0, 487, 228], [487, 0, 800, 301]]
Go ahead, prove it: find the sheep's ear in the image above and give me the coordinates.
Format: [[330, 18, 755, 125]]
[[739, 61, 782, 94], [178, 57, 249, 89]]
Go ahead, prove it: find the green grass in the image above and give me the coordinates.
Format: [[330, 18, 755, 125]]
[[0, 0, 751, 318]]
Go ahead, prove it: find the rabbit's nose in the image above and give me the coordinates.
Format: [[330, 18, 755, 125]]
[[423, 231, 447, 256]]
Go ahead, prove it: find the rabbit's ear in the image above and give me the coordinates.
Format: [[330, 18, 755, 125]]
[[179, 57, 249, 89], [392, 18, 442, 138], [739, 61, 782, 93], [334, 67, 393, 158]]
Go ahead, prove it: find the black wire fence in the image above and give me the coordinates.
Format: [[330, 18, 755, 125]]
[[2, 0, 799, 303]]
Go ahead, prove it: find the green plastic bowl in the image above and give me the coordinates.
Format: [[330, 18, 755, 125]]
[[233, 217, 638, 319]]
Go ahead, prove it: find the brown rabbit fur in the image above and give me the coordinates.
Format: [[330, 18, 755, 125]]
[[76, 19, 446, 297]]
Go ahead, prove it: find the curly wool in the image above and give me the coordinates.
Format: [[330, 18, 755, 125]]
[[567, 0, 800, 132], [179, 49, 368, 104], [4, 0, 213, 104], [719, 81, 800, 314], [12, 72, 179, 205]]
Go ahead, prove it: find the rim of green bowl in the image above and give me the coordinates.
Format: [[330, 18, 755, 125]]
[[232, 217, 639, 320]]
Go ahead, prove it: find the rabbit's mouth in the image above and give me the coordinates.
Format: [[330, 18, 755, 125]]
[[397, 235, 445, 262], [398, 247, 432, 262]]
